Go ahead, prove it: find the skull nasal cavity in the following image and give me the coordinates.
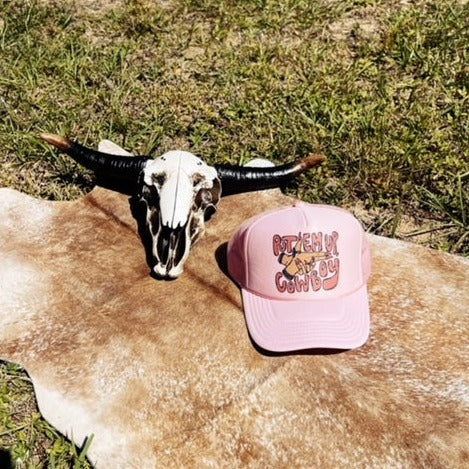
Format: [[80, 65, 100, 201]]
[[157, 225, 171, 264], [173, 225, 187, 267], [149, 210, 160, 236], [157, 224, 187, 267]]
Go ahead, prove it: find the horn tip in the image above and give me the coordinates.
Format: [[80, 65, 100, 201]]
[[40, 133, 72, 151], [297, 153, 327, 170]]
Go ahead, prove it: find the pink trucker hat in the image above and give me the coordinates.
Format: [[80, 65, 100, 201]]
[[227, 202, 371, 352]]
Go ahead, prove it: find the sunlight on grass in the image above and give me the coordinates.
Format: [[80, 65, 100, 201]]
[[1, 0, 467, 254], [0, 0, 467, 461], [0, 363, 93, 468]]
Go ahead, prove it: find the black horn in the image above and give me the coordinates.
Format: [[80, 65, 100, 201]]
[[40, 133, 150, 183], [215, 154, 326, 196]]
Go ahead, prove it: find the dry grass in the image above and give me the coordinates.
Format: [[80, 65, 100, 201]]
[[0, 0, 468, 465]]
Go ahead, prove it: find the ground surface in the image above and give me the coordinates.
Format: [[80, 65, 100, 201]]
[[0, 0, 468, 466]]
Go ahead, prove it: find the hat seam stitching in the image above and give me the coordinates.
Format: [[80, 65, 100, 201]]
[[243, 282, 369, 302]]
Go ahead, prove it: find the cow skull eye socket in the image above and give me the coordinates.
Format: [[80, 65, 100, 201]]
[[141, 184, 159, 203], [195, 188, 213, 208], [193, 188, 217, 222], [152, 173, 166, 186], [201, 189, 212, 203], [192, 173, 207, 187]]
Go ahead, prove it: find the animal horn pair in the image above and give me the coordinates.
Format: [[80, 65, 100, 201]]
[[40, 133, 325, 195]]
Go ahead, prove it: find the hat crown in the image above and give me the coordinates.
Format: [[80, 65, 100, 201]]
[[228, 203, 369, 301]]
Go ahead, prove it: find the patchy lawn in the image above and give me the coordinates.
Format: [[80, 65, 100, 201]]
[[0, 0, 468, 465]]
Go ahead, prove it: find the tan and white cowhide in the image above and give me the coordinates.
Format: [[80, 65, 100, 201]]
[[0, 144, 468, 468]]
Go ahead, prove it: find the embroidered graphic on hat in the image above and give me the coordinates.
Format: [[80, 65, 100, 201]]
[[227, 202, 371, 352], [274, 232, 338, 293]]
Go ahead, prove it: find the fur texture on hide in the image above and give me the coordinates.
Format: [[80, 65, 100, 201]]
[[0, 151, 468, 467]]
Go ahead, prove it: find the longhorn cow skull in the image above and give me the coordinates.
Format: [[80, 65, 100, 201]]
[[40, 133, 325, 279]]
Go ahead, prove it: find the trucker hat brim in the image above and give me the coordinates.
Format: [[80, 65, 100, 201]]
[[241, 284, 370, 352]]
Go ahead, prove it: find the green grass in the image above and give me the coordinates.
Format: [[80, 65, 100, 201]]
[[0, 0, 468, 465], [0, 0, 467, 251], [0, 363, 92, 468]]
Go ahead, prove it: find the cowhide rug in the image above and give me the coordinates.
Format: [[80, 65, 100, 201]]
[[0, 159, 468, 467]]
